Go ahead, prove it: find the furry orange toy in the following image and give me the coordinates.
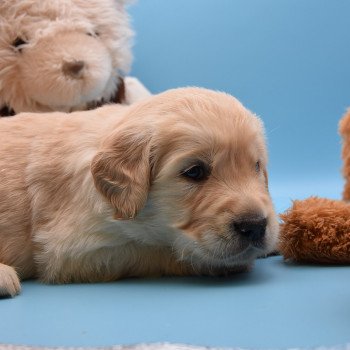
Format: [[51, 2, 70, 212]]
[[279, 110, 350, 264], [0, 0, 151, 116]]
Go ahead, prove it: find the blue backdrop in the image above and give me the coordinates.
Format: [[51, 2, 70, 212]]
[[129, 0, 350, 211]]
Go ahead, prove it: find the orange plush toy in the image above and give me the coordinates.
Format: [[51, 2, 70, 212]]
[[279, 110, 350, 264]]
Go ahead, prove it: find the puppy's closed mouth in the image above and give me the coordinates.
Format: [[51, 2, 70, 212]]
[[186, 239, 266, 268], [180, 244, 264, 276], [210, 244, 264, 262]]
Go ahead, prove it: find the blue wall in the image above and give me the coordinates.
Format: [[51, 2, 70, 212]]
[[129, 0, 350, 195]]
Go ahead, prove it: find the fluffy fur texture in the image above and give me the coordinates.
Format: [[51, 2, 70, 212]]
[[279, 197, 350, 263], [339, 109, 350, 200], [0, 88, 279, 297], [279, 109, 350, 264], [0, 0, 151, 114]]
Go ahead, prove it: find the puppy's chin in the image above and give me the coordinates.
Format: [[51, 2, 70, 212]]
[[183, 248, 257, 276], [198, 243, 264, 266], [173, 236, 262, 276]]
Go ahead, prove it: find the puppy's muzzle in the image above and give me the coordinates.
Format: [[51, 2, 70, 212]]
[[231, 215, 267, 245]]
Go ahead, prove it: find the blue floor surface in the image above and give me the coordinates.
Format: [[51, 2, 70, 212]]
[[1, 254, 350, 349]]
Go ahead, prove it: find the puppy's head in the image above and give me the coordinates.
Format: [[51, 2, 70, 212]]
[[91, 88, 279, 272]]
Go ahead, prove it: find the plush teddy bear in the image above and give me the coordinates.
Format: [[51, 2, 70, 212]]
[[279, 110, 350, 264], [0, 0, 151, 116]]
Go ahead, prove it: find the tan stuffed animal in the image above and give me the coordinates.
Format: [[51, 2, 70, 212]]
[[0, 0, 151, 116], [279, 110, 350, 264]]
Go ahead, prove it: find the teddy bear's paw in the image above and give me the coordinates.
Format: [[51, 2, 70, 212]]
[[279, 196, 350, 263], [124, 76, 152, 104], [0, 263, 21, 297]]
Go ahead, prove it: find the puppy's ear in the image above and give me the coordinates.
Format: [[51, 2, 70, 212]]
[[91, 124, 152, 220]]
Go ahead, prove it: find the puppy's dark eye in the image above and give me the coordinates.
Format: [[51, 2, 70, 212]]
[[255, 161, 260, 173], [182, 164, 209, 181], [12, 37, 27, 49]]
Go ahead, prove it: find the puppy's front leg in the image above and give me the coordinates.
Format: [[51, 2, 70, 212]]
[[0, 263, 21, 297]]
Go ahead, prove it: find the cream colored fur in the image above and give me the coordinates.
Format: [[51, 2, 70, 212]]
[[0, 88, 279, 297], [0, 0, 151, 113]]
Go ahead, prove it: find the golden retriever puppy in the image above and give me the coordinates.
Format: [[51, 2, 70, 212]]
[[0, 88, 279, 297]]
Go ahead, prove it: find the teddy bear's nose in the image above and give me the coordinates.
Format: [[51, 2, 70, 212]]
[[62, 60, 85, 78]]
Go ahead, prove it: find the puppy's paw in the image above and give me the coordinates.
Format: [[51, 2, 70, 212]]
[[0, 263, 21, 297]]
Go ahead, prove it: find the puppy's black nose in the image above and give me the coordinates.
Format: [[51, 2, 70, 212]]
[[232, 217, 267, 242]]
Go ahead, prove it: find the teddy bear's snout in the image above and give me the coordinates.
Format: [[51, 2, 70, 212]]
[[62, 60, 85, 78]]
